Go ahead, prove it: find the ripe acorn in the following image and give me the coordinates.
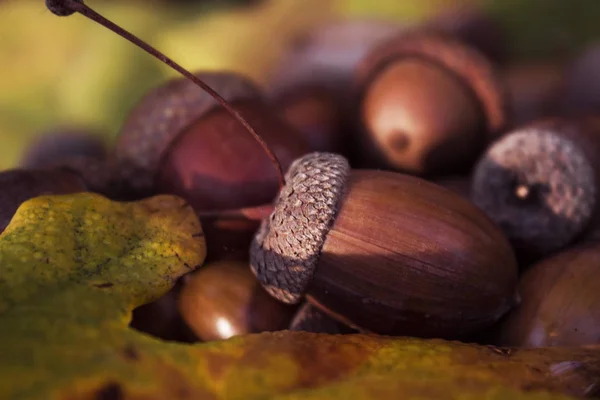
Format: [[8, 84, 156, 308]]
[[114, 71, 309, 209], [504, 62, 564, 127], [19, 126, 112, 196], [275, 85, 344, 154], [425, 4, 508, 65], [0, 168, 87, 233], [251, 153, 519, 339], [561, 42, 600, 115], [354, 31, 507, 175], [471, 117, 600, 260], [289, 302, 356, 334], [178, 258, 296, 341], [495, 242, 600, 347]]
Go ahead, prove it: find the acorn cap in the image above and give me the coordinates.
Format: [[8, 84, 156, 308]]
[[355, 31, 507, 139], [472, 125, 597, 257], [250, 152, 350, 304], [115, 71, 262, 194]]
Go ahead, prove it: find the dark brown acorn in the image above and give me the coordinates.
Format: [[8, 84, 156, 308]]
[[561, 42, 600, 115], [251, 152, 519, 339], [114, 71, 310, 209], [495, 242, 600, 347], [275, 85, 344, 154], [354, 31, 507, 176], [20, 126, 107, 169], [425, 4, 508, 65], [178, 259, 296, 341], [289, 302, 356, 334], [471, 117, 600, 260], [0, 168, 87, 233], [504, 62, 565, 127]]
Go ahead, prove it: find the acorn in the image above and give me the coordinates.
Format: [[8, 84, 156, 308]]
[[178, 258, 296, 341], [425, 4, 508, 65], [19, 126, 113, 196], [495, 242, 600, 347], [275, 85, 344, 154], [561, 42, 600, 115], [471, 117, 600, 260], [270, 19, 405, 98], [504, 61, 564, 127], [114, 71, 310, 209], [354, 31, 507, 176], [250, 152, 519, 339], [0, 168, 87, 233], [289, 302, 356, 334]]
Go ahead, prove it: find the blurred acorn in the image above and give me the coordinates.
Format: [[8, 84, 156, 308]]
[[425, 4, 508, 65], [0, 168, 87, 233], [495, 242, 600, 347], [561, 42, 600, 115], [178, 258, 296, 341], [504, 61, 565, 127], [114, 71, 309, 210], [354, 31, 507, 176], [275, 85, 345, 154], [471, 117, 600, 261]]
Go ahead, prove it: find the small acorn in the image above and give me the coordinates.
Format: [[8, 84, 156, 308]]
[[114, 71, 309, 210], [275, 85, 344, 154], [471, 117, 600, 260], [495, 242, 600, 347], [0, 168, 87, 233], [270, 19, 405, 98], [178, 258, 296, 341], [289, 302, 356, 334], [504, 61, 564, 127], [561, 42, 600, 115], [425, 4, 508, 65], [251, 152, 519, 339], [19, 126, 112, 196], [354, 31, 507, 175]]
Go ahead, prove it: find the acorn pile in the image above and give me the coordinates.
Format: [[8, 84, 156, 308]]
[[8, 0, 600, 349]]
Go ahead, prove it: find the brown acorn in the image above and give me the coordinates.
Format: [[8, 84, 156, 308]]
[[471, 117, 600, 260], [20, 126, 107, 169], [270, 19, 405, 98], [178, 258, 296, 341], [504, 61, 564, 127], [0, 168, 87, 233], [250, 152, 519, 339], [275, 85, 344, 154], [114, 71, 310, 210], [354, 31, 507, 176], [289, 302, 356, 334], [425, 4, 508, 65], [495, 242, 600, 347], [561, 42, 600, 115]]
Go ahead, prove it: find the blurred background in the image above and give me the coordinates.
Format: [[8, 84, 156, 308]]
[[2, 0, 600, 170]]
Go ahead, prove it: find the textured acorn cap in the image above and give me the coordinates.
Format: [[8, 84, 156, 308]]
[[472, 126, 597, 257], [115, 71, 262, 194], [355, 30, 507, 139], [250, 152, 350, 304]]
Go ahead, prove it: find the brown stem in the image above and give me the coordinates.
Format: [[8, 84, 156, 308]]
[[46, 0, 286, 189], [196, 203, 274, 221]]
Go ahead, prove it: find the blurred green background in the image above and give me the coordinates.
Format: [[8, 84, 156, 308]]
[[2, 0, 600, 170]]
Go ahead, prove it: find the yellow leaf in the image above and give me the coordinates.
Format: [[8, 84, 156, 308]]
[[0, 194, 598, 399]]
